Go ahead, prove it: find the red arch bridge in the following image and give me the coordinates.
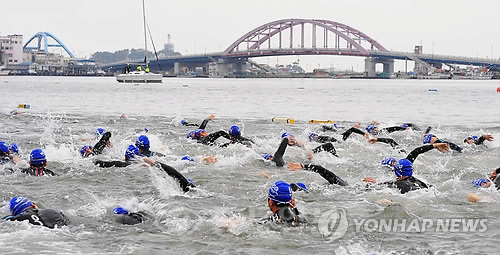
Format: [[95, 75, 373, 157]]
[[100, 19, 500, 76]]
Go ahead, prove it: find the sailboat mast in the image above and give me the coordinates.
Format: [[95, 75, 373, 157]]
[[142, 0, 148, 67]]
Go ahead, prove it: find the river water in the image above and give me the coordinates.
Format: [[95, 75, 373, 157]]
[[0, 76, 499, 254]]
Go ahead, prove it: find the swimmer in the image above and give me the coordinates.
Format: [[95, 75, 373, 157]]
[[17, 149, 57, 176], [281, 132, 304, 147], [260, 181, 307, 226], [423, 127, 463, 152], [136, 135, 165, 157], [80, 131, 112, 158], [463, 134, 494, 145], [220, 125, 254, 147], [364, 143, 449, 194], [0, 142, 20, 165], [94, 145, 140, 168], [2, 196, 69, 228], [180, 120, 198, 127], [341, 126, 401, 149], [308, 132, 338, 143], [111, 207, 153, 225]]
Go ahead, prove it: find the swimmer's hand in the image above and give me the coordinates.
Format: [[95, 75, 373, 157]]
[[433, 143, 450, 153], [208, 114, 215, 120], [288, 162, 304, 171], [363, 177, 376, 183], [368, 137, 378, 144], [483, 134, 494, 141]]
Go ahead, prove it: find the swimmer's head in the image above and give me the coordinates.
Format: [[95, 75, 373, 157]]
[[0, 142, 8, 155], [181, 155, 195, 162], [472, 178, 491, 187], [95, 128, 105, 137], [125, 145, 140, 161], [80, 145, 93, 156], [423, 134, 435, 144], [10, 197, 34, 216], [464, 136, 478, 144], [261, 153, 273, 160], [381, 157, 396, 167], [180, 120, 187, 125], [8, 143, 19, 154], [308, 133, 317, 142], [394, 159, 413, 177], [135, 135, 150, 150], [268, 181, 293, 205], [30, 149, 46, 166], [366, 124, 377, 134], [187, 130, 195, 139], [112, 207, 129, 215], [228, 125, 241, 136], [194, 129, 208, 138], [281, 132, 294, 139]]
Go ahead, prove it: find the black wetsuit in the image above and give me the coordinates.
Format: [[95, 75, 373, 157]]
[[139, 149, 165, 157], [312, 143, 338, 157], [3, 207, 69, 229], [260, 206, 307, 226], [272, 138, 289, 167], [0, 154, 11, 165], [321, 125, 337, 132], [312, 135, 338, 143], [181, 122, 198, 127], [302, 164, 348, 186], [341, 127, 400, 149], [198, 131, 232, 146], [220, 135, 254, 147], [470, 136, 488, 146], [114, 211, 152, 225], [341, 127, 366, 140], [377, 144, 435, 194], [380, 176, 430, 194], [154, 162, 195, 192], [95, 160, 131, 168], [198, 118, 211, 130], [382, 123, 417, 133], [436, 138, 462, 153], [20, 165, 57, 176], [83, 131, 112, 158]]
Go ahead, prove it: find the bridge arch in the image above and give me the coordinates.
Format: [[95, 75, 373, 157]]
[[223, 19, 387, 57], [23, 32, 75, 58]]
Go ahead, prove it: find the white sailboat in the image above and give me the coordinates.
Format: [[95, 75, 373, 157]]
[[117, 0, 162, 83]]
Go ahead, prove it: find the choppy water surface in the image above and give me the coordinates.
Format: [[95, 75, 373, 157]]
[[0, 76, 499, 254]]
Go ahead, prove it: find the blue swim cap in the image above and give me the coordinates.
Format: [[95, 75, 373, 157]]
[[125, 145, 140, 160], [381, 157, 396, 167], [194, 129, 206, 138], [135, 135, 150, 150], [30, 149, 46, 165], [181, 155, 195, 162], [261, 153, 273, 160], [472, 178, 490, 187], [187, 130, 195, 139], [423, 134, 434, 144], [8, 143, 19, 153], [9, 197, 33, 216], [308, 133, 317, 142], [366, 124, 377, 133], [228, 125, 241, 136], [281, 132, 294, 138], [80, 145, 92, 156], [467, 136, 479, 142], [112, 207, 129, 215], [394, 159, 413, 177], [180, 120, 187, 125], [268, 181, 292, 204], [401, 124, 409, 129], [0, 142, 8, 154], [295, 182, 309, 192], [95, 128, 105, 137]]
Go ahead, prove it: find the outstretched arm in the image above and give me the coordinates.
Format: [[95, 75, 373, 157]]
[[289, 163, 347, 186], [143, 158, 194, 192], [405, 143, 449, 163], [198, 114, 215, 130], [342, 127, 366, 141], [369, 137, 399, 148], [272, 138, 289, 167], [92, 132, 112, 155]]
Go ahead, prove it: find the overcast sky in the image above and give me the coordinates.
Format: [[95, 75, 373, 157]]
[[2, 0, 499, 71]]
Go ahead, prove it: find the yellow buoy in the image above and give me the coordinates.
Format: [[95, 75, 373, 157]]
[[17, 104, 30, 109], [271, 118, 295, 124]]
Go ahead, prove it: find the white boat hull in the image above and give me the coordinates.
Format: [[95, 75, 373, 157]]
[[116, 71, 162, 83]]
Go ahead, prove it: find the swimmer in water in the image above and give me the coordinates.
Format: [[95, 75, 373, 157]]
[[111, 207, 153, 225], [260, 181, 308, 226], [16, 149, 57, 176], [135, 135, 165, 157], [423, 127, 463, 153], [363, 143, 449, 194], [2, 196, 69, 228]]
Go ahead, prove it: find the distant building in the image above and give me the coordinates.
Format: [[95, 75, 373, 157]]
[[0, 34, 23, 65]]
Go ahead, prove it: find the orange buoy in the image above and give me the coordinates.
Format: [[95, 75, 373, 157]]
[[497, 87, 500, 93]]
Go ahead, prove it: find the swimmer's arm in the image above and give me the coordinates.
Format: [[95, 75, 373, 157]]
[[405, 144, 446, 163]]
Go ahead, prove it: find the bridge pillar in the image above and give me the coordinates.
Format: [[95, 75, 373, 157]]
[[365, 58, 377, 77], [216, 58, 248, 77], [365, 57, 394, 77]]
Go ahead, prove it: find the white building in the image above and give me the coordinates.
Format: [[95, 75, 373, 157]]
[[0, 34, 23, 65]]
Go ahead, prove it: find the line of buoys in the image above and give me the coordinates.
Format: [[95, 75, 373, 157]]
[[17, 104, 30, 109], [271, 118, 295, 124], [496, 87, 500, 93], [428, 88, 438, 92], [308, 120, 335, 124]]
